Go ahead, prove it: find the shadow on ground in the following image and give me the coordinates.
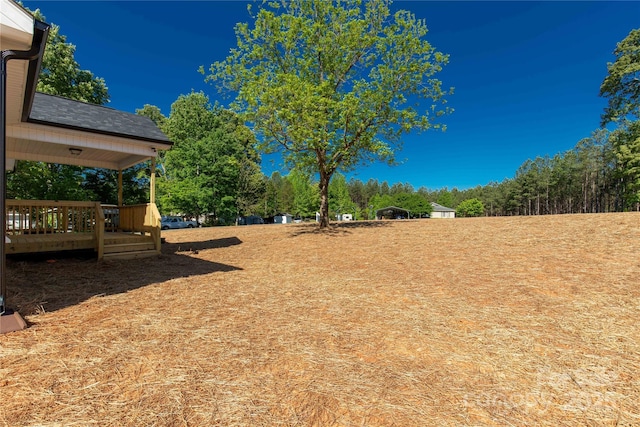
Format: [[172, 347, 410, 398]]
[[6, 237, 243, 316], [288, 220, 393, 237], [162, 236, 243, 253]]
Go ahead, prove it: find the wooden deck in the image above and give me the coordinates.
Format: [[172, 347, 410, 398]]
[[6, 232, 95, 254], [5, 200, 162, 260]]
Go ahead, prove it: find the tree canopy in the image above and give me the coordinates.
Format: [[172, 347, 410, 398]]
[[203, 0, 452, 227], [157, 92, 263, 223], [456, 198, 485, 217], [288, 169, 319, 218], [329, 173, 356, 218], [136, 104, 167, 128], [600, 28, 640, 126], [600, 28, 640, 209]]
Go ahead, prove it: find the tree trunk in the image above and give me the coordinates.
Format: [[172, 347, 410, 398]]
[[318, 173, 330, 228]]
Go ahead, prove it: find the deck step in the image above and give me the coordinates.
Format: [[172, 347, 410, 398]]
[[103, 242, 156, 254], [102, 249, 160, 261], [104, 235, 153, 246]]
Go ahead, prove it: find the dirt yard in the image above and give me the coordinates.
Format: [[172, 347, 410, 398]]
[[1, 213, 639, 426]]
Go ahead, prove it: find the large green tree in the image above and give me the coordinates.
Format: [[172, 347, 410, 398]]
[[235, 158, 267, 219], [456, 198, 485, 217], [135, 104, 168, 180], [159, 92, 263, 223], [135, 104, 167, 128], [263, 171, 295, 217], [288, 169, 319, 218], [6, 162, 89, 201], [329, 172, 356, 219], [204, 0, 452, 227]]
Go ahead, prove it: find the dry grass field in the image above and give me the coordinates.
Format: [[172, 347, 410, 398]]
[[1, 213, 639, 426]]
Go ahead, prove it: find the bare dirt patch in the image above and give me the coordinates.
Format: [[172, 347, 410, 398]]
[[1, 213, 639, 426]]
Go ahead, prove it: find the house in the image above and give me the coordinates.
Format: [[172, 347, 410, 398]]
[[274, 213, 293, 224], [430, 202, 456, 219], [2, 0, 172, 331]]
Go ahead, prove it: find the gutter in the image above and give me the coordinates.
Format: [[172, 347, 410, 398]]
[[0, 18, 50, 317], [20, 20, 50, 121]]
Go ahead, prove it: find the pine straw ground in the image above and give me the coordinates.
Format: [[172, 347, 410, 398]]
[[1, 213, 639, 426]]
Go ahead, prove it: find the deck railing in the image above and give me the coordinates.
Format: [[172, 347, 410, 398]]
[[101, 204, 120, 233], [5, 200, 103, 236]]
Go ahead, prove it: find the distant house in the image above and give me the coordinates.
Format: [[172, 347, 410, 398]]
[[430, 202, 456, 219], [274, 213, 293, 224]]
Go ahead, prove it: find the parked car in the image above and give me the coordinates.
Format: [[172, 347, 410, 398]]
[[161, 216, 198, 230]]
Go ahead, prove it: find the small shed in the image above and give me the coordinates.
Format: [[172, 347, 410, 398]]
[[274, 213, 293, 224], [430, 202, 456, 218], [375, 206, 410, 220]]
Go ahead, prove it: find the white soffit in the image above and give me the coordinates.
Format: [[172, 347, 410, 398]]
[[6, 123, 160, 170], [0, 0, 34, 51]]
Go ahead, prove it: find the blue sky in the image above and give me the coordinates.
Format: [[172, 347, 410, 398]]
[[22, 1, 640, 190]]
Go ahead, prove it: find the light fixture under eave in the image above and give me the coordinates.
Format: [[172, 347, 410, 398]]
[[69, 148, 82, 156]]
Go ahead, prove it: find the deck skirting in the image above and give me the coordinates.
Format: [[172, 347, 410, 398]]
[[5, 232, 158, 258]]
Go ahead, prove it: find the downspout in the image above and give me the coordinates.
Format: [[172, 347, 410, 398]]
[[0, 19, 49, 315]]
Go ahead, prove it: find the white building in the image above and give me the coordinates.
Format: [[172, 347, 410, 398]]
[[274, 213, 293, 224], [430, 202, 456, 218]]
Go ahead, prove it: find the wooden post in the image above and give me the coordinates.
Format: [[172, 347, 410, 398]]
[[95, 202, 105, 260], [118, 169, 123, 207], [150, 158, 156, 205]]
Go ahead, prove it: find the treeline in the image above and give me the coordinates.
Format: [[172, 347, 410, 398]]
[[450, 127, 639, 216], [254, 172, 437, 220], [254, 120, 639, 220]]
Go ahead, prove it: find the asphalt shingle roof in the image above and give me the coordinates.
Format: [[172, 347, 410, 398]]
[[29, 92, 171, 145], [430, 202, 455, 212]]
